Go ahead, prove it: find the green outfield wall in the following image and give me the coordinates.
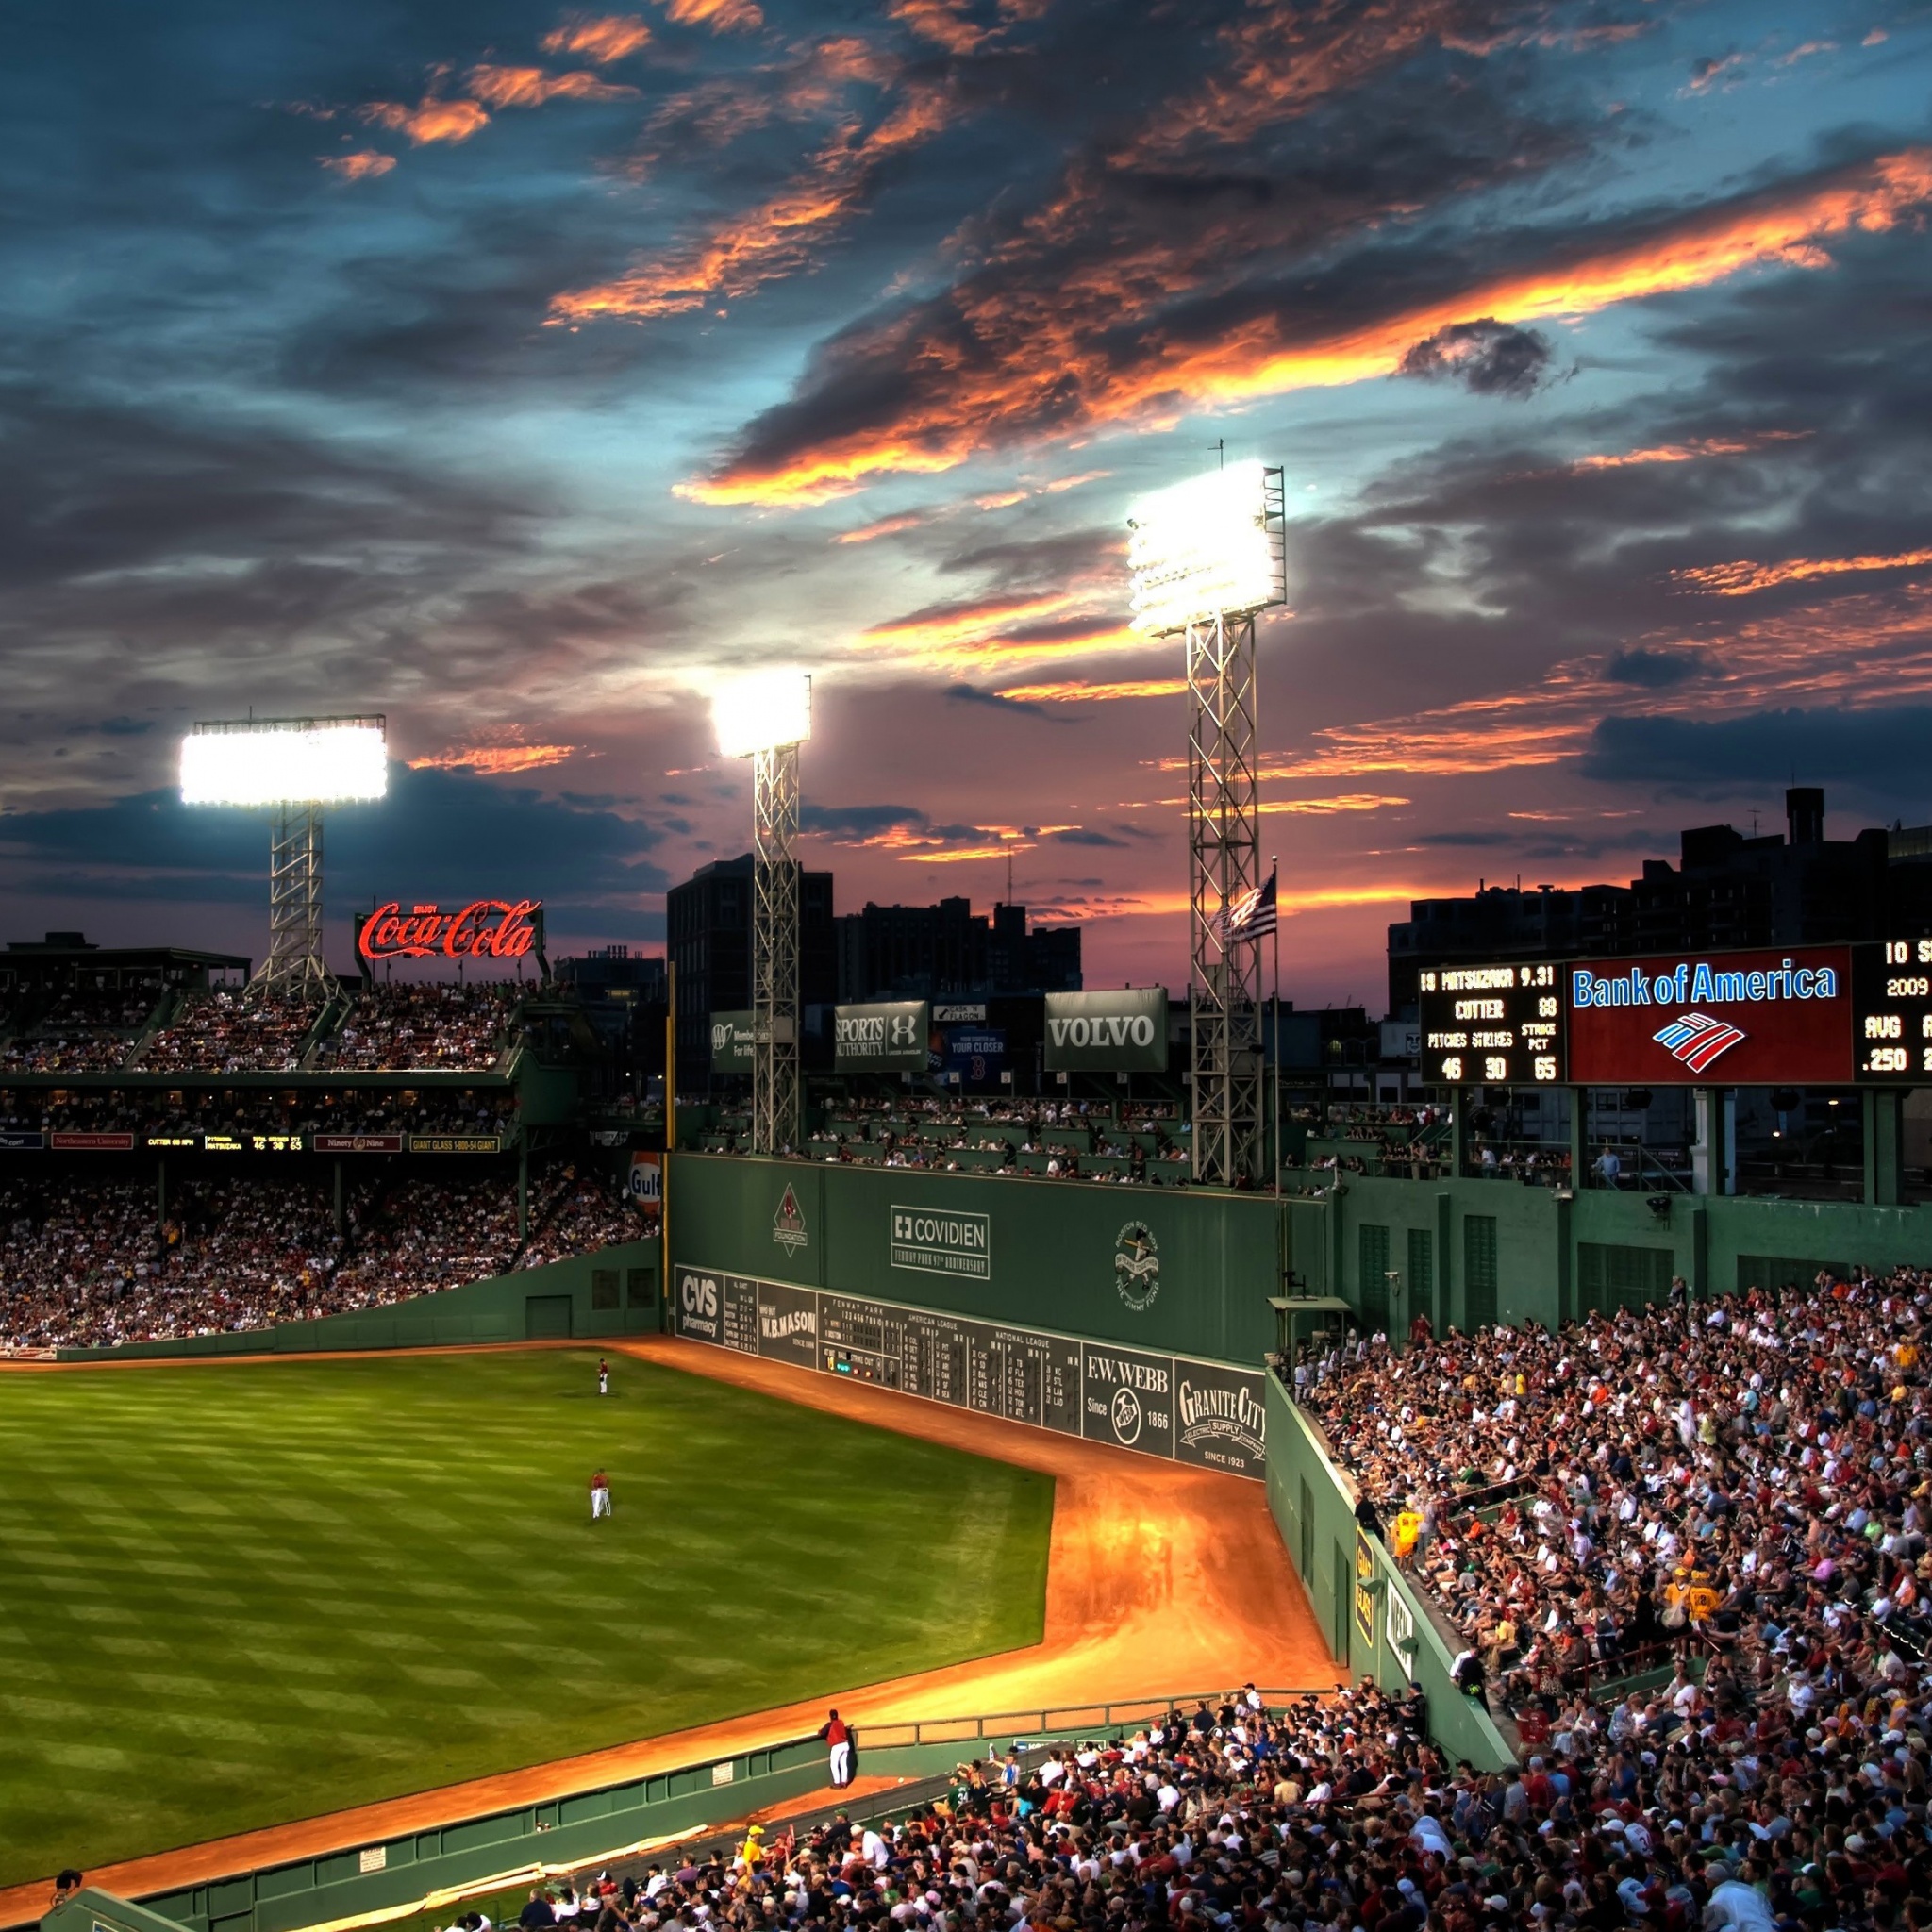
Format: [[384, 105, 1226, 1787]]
[[663, 1155, 1281, 1364], [1262, 1374, 1517, 1773], [1312, 1175, 1932, 1334], [49, 1240, 662, 1362]]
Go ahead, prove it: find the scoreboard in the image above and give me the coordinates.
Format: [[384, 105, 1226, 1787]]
[[1852, 940, 1932, 1083], [1418, 960, 1565, 1085]]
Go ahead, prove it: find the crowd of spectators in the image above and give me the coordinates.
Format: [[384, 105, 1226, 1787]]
[[317, 982, 520, 1072], [518, 1169, 652, 1269], [0, 984, 165, 1073], [1301, 1269, 1932, 1753], [510, 1666, 1932, 1932], [137, 991, 323, 1073], [0, 1160, 647, 1348], [0, 1087, 518, 1141]]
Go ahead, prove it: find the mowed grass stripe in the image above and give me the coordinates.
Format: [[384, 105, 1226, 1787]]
[[0, 1349, 1053, 1887]]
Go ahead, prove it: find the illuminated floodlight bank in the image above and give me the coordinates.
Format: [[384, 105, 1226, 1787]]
[[713, 670, 812, 760], [1126, 459, 1286, 637], [180, 718, 389, 806]]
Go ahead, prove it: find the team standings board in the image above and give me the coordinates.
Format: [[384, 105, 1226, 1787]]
[[674, 1265, 1266, 1479]]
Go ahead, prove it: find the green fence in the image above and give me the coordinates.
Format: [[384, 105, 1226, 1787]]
[[50, 1241, 663, 1362], [1261, 1374, 1516, 1772], [666, 1155, 1279, 1364]]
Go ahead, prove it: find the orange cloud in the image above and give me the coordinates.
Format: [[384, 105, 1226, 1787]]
[[889, 0, 988, 55], [360, 97, 491, 144], [554, 82, 951, 325], [665, 0, 766, 33], [1572, 435, 1767, 471], [1041, 469, 1110, 493], [408, 744, 578, 774], [1674, 546, 1932, 596], [859, 591, 1077, 653], [834, 511, 929, 544], [320, 151, 396, 181], [1259, 793, 1412, 814], [996, 677, 1188, 702], [466, 65, 639, 108], [683, 147, 1932, 505], [541, 14, 654, 61]]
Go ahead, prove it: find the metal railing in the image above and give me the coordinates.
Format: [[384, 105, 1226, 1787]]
[[843, 1686, 1332, 1752]]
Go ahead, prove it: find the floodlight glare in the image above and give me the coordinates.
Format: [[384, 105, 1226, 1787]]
[[180, 717, 389, 806], [1126, 459, 1285, 636], [713, 670, 812, 759]]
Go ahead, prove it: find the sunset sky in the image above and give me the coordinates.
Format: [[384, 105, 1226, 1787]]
[[5, 0, 1931, 1006]]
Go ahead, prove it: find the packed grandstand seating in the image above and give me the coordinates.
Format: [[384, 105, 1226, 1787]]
[[316, 980, 519, 1072], [0, 984, 166, 1073], [1299, 1268, 1932, 1762], [530, 1668, 1920, 1932], [699, 1098, 1194, 1185], [0, 1165, 654, 1349], [136, 991, 323, 1073], [0, 1086, 519, 1141]]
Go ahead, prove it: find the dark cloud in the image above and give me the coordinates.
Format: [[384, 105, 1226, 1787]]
[[799, 802, 926, 836], [1410, 829, 1517, 847], [1580, 708, 1932, 809], [942, 685, 1063, 718], [1398, 318, 1555, 398], [1603, 648, 1704, 689], [0, 764, 667, 916]]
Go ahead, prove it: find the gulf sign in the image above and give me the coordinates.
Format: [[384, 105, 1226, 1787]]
[[358, 899, 542, 966], [1567, 946, 1852, 1085]]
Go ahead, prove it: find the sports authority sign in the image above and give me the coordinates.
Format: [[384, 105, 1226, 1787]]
[[674, 1266, 1264, 1477], [1042, 988, 1168, 1073], [833, 1000, 929, 1073], [890, 1204, 991, 1281], [357, 899, 543, 967], [1567, 945, 1853, 1085]]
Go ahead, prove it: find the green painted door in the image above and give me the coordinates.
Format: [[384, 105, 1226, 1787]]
[[525, 1294, 574, 1339]]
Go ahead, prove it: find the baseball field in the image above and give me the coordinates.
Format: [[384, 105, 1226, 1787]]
[[0, 1349, 1056, 1888]]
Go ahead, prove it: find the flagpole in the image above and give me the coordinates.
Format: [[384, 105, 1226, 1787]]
[[1270, 854, 1280, 1197]]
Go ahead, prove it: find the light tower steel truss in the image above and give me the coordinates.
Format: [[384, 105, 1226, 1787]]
[[258, 801, 332, 998], [1188, 611, 1263, 1187], [751, 742, 802, 1155]]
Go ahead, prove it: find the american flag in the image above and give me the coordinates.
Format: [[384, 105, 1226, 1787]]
[[1211, 868, 1277, 943]]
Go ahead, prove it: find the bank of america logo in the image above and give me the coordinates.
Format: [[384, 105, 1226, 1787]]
[[1653, 1011, 1746, 1073]]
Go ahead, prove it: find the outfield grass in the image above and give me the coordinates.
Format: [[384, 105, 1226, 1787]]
[[0, 1350, 1054, 1887]]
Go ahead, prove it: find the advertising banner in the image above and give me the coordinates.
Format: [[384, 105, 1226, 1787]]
[[408, 1134, 504, 1155], [357, 899, 542, 967], [1172, 1357, 1268, 1479], [937, 1024, 1006, 1087], [49, 1132, 135, 1152], [1080, 1341, 1176, 1458], [1043, 989, 1169, 1073], [890, 1202, 991, 1282], [676, 1265, 1263, 1477], [708, 1010, 756, 1074], [833, 1000, 929, 1073], [0, 1129, 46, 1151], [313, 1133, 405, 1155], [626, 1150, 662, 1205], [755, 1277, 820, 1367], [1568, 945, 1853, 1085]]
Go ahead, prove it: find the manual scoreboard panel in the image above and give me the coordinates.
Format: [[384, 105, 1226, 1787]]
[[1418, 960, 1565, 1085]]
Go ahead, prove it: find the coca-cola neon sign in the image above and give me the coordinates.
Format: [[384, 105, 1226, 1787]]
[[358, 899, 543, 964]]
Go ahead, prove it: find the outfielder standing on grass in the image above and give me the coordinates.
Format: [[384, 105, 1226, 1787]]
[[591, 1468, 612, 1521], [597, 1357, 609, 1396], [819, 1707, 855, 1788]]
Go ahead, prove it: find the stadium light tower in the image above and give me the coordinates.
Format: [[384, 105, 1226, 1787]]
[[714, 670, 811, 1156], [180, 715, 388, 998], [1127, 460, 1286, 1188]]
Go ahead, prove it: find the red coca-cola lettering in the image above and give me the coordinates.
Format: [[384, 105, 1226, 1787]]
[[358, 898, 542, 965]]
